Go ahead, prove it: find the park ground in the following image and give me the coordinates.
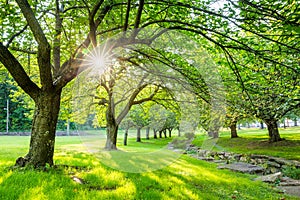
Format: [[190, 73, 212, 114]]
[[0, 127, 299, 200]]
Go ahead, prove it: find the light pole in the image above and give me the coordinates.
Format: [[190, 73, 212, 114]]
[[6, 99, 9, 134]]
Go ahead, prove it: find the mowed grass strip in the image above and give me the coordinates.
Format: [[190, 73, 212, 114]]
[[0, 135, 298, 200], [193, 126, 300, 161]]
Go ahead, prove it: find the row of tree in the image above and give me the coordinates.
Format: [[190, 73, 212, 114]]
[[0, 0, 299, 168]]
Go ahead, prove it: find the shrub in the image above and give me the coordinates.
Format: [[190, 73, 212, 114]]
[[282, 167, 300, 180]]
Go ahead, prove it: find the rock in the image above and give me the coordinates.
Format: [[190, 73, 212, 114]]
[[71, 176, 85, 184], [279, 177, 300, 186], [277, 186, 300, 197], [198, 157, 214, 162], [218, 162, 265, 174], [269, 157, 292, 166], [197, 150, 208, 157], [233, 154, 242, 161], [254, 172, 282, 183], [250, 154, 269, 159], [250, 159, 257, 165], [240, 156, 249, 162], [256, 159, 266, 164], [270, 167, 280, 174]]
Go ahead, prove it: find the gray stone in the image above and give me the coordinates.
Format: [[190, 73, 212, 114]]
[[218, 162, 265, 174], [233, 154, 242, 161], [279, 177, 300, 186], [277, 186, 300, 197], [250, 154, 269, 159], [254, 172, 282, 183], [240, 156, 249, 162], [197, 150, 208, 157]]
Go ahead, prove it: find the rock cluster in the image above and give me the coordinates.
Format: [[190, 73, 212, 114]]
[[185, 145, 300, 175]]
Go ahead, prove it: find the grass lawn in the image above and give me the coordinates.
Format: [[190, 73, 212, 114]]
[[193, 126, 300, 161], [0, 134, 299, 200]]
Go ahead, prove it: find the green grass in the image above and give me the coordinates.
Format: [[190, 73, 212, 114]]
[[193, 126, 300, 161], [0, 134, 299, 200]]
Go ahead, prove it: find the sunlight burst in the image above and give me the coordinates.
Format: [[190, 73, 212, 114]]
[[81, 41, 117, 77]]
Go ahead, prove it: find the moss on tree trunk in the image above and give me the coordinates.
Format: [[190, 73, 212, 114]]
[[264, 118, 282, 142], [15, 90, 61, 168], [230, 120, 238, 138]]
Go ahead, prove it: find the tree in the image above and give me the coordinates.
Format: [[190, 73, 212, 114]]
[[129, 105, 149, 142], [119, 115, 135, 146], [75, 61, 164, 149], [1, 0, 298, 167]]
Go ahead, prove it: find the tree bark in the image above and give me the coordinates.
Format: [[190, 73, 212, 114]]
[[260, 121, 264, 129], [294, 119, 298, 126], [15, 90, 61, 168], [159, 130, 162, 138], [136, 127, 141, 142], [178, 128, 181, 137], [145, 127, 150, 140], [168, 129, 172, 137], [230, 120, 238, 138], [105, 122, 118, 150], [163, 129, 167, 138], [264, 118, 282, 142], [153, 129, 157, 139], [123, 128, 129, 146]]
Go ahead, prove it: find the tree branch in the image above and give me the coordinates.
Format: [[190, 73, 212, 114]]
[[16, 0, 53, 89], [0, 42, 40, 100]]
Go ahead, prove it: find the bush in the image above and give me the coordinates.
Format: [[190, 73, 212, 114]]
[[282, 167, 300, 180]]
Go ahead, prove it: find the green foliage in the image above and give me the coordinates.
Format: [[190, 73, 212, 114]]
[[0, 73, 32, 132], [282, 167, 300, 180]]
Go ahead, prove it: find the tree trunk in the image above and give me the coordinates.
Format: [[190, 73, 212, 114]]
[[15, 90, 61, 168], [264, 118, 282, 142], [105, 122, 118, 150], [260, 121, 264, 129], [294, 118, 298, 126], [230, 120, 238, 138], [123, 128, 128, 146], [178, 128, 181, 137], [105, 106, 118, 150], [146, 127, 150, 140], [163, 130, 167, 138], [208, 131, 219, 138], [168, 129, 172, 137], [136, 127, 141, 142], [159, 130, 162, 138], [153, 129, 157, 139], [212, 131, 219, 138]]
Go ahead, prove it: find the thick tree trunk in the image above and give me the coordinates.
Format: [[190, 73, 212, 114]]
[[123, 129, 129, 146], [294, 119, 298, 126], [264, 118, 282, 142], [153, 129, 157, 139], [15, 90, 61, 168], [230, 120, 238, 138], [146, 127, 150, 140], [105, 99, 118, 150], [105, 123, 118, 150], [136, 127, 141, 142]]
